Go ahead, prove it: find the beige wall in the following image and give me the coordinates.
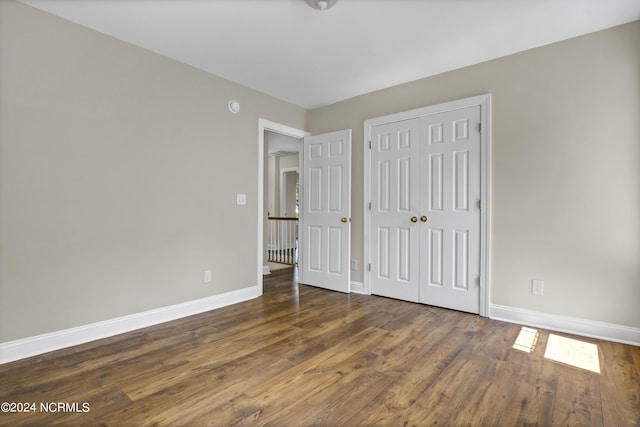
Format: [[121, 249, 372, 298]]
[[0, 1, 305, 342], [283, 171, 298, 218], [307, 21, 640, 328], [279, 153, 299, 170], [262, 138, 272, 266], [265, 142, 277, 217], [265, 152, 298, 218], [279, 154, 299, 218]]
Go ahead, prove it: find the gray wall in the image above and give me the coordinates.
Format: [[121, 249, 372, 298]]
[[0, 1, 305, 342], [307, 21, 640, 328]]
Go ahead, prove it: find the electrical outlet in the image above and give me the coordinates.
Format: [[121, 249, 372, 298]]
[[204, 270, 212, 284], [532, 279, 544, 295], [351, 259, 357, 270]]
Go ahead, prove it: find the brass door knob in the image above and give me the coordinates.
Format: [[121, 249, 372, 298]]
[[341, 217, 348, 223], [410, 216, 418, 223], [421, 215, 428, 222]]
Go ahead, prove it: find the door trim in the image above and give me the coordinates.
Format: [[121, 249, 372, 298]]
[[257, 119, 308, 295], [363, 94, 492, 316]]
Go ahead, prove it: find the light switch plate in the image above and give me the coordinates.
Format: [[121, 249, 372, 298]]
[[236, 193, 247, 205], [532, 279, 544, 295]]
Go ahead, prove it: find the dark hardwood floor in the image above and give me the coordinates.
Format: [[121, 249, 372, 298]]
[[1, 268, 639, 426]]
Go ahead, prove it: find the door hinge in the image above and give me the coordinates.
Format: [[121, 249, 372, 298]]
[[369, 202, 372, 210], [369, 140, 372, 149], [368, 264, 372, 272], [477, 122, 482, 132], [477, 276, 481, 287]]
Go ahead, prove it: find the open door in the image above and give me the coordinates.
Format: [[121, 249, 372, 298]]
[[299, 129, 351, 293]]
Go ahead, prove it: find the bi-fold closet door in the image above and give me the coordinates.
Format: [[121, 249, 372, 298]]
[[370, 105, 481, 314]]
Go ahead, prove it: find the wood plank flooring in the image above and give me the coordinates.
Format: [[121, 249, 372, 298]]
[[1, 268, 638, 426]]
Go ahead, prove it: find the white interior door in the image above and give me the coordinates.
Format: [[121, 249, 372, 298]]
[[419, 106, 481, 313], [370, 119, 421, 302], [300, 129, 351, 293]]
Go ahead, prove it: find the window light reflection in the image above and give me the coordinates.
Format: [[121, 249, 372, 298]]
[[512, 326, 539, 353], [544, 334, 600, 373]]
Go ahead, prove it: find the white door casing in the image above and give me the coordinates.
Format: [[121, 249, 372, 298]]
[[364, 95, 491, 316], [300, 129, 352, 293]]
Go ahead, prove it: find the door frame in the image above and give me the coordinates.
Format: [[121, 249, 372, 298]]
[[257, 119, 308, 295], [363, 94, 492, 316]]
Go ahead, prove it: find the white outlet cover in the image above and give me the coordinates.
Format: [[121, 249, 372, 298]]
[[236, 193, 247, 205]]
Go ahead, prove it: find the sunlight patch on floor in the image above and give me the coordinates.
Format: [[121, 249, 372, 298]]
[[512, 326, 540, 353], [544, 334, 600, 373]]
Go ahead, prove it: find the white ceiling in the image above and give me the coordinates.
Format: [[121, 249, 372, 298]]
[[19, 0, 640, 109], [267, 131, 302, 156]]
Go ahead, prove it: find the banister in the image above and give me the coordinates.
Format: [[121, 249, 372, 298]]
[[266, 217, 298, 266]]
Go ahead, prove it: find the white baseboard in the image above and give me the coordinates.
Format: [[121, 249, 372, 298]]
[[0, 286, 260, 364], [490, 304, 640, 346], [350, 281, 365, 294]]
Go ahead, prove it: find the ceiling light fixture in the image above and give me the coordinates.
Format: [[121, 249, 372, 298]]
[[304, 0, 338, 11]]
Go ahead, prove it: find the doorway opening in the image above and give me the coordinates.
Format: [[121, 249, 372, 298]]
[[257, 119, 307, 295], [257, 120, 353, 296], [266, 134, 301, 271]]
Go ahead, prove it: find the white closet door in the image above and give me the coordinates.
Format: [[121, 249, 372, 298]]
[[419, 106, 481, 313], [370, 119, 421, 302], [368, 106, 482, 314]]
